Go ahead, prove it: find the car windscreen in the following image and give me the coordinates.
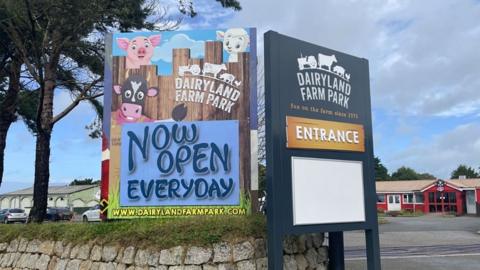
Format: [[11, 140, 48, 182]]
[[10, 209, 24, 213]]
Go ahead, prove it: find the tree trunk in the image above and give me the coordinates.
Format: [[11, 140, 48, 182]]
[[29, 130, 51, 222], [0, 57, 21, 188], [29, 66, 55, 223]]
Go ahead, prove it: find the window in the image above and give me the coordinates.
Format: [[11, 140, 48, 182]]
[[403, 194, 413, 203], [429, 192, 435, 203], [377, 194, 385, 203], [449, 192, 456, 203], [415, 193, 424, 203]]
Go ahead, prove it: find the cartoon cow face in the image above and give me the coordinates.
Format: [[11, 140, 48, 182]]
[[113, 75, 158, 120], [116, 35, 161, 69]]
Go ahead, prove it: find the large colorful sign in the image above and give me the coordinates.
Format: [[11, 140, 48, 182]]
[[264, 31, 381, 269], [102, 28, 257, 219]]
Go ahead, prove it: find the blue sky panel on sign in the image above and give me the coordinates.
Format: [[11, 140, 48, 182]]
[[112, 29, 251, 76], [119, 120, 240, 206]]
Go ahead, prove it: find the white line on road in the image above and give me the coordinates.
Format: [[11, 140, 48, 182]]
[[345, 252, 480, 261]]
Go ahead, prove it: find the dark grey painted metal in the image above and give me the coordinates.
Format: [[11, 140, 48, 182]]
[[329, 232, 345, 270], [264, 30, 381, 270]]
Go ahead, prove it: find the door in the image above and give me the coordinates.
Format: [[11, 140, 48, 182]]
[[387, 194, 401, 211], [428, 191, 458, 213], [466, 190, 476, 214]]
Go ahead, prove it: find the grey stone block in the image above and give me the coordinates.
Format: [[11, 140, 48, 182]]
[[184, 246, 212, 265], [213, 242, 232, 263], [159, 246, 184, 265], [232, 242, 254, 262]]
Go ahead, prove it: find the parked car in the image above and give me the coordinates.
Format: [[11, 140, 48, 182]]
[[0, 208, 28, 224], [45, 207, 74, 221], [81, 205, 101, 222]]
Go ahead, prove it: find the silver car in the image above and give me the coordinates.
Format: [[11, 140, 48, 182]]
[[0, 208, 28, 224]]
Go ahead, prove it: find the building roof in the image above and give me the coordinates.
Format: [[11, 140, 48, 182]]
[[0, 185, 98, 197], [376, 180, 435, 193], [376, 178, 480, 193], [446, 179, 480, 189]]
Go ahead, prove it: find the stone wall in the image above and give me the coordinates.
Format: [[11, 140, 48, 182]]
[[0, 234, 327, 270]]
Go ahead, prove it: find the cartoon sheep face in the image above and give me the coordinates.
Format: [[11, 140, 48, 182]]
[[217, 28, 250, 62]]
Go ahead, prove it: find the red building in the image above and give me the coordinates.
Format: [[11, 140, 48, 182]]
[[376, 179, 480, 216]]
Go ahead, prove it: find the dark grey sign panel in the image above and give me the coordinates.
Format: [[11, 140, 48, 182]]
[[264, 31, 381, 270]]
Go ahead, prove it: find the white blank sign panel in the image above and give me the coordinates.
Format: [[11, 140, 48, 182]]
[[291, 157, 365, 225]]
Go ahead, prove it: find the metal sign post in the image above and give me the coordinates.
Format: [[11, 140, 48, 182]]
[[264, 30, 381, 270]]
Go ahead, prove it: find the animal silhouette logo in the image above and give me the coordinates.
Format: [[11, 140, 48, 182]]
[[297, 53, 351, 81]]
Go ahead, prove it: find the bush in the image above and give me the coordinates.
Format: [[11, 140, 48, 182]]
[[0, 215, 266, 248]]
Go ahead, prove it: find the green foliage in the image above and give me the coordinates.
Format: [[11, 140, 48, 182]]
[[374, 157, 390, 181], [0, 215, 265, 248], [391, 166, 420, 180], [215, 0, 242, 10], [69, 178, 100, 186], [258, 164, 266, 193], [16, 90, 39, 133], [450, 165, 479, 179], [390, 166, 436, 181], [417, 172, 436, 180]]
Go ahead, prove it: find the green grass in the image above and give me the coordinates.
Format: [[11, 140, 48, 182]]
[[378, 217, 389, 225], [0, 215, 266, 249], [397, 210, 424, 217], [382, 210, 425, 217]]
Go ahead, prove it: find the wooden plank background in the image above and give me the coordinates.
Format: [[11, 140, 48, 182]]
[[111, 41, 252, 194]]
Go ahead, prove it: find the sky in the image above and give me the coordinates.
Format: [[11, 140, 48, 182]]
[[2, 0, 480, 194]]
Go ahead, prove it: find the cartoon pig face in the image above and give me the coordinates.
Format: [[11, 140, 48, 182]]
[[116, 35, 161, 69], [114, 75, 158, 120]]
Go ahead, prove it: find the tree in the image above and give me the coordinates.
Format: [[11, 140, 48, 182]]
[[0, 50, 21, 189], [417, 172, 436, 180], [0, 0, 241, 222], [0, 21, 38, 188], [390, 166, 420, 180], [1, 0, 149, 222], [70, 178, 100, 186], [450, 165, 479, 179], [374, 157, 389, 181]]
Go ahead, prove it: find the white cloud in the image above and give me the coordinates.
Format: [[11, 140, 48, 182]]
[[225, 0, 480, 177], [151, 33, 205, 62], [226, 0, 480, 118], [387, 122, 480, 178]]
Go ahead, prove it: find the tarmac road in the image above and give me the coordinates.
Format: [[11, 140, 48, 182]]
[[342, 216, 480, 269]]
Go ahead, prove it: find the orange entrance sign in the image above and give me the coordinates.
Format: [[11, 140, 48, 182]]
[[286, 116, 365, 152]]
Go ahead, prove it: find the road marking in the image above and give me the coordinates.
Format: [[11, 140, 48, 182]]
[[346, 253, 480, 261]]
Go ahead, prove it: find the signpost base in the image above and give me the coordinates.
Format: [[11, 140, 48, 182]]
[[366, 228, 382, 269], [328, 232, 345, 270]]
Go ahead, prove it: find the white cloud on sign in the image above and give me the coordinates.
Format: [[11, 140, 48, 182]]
[[152, 34, 205, 62]]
